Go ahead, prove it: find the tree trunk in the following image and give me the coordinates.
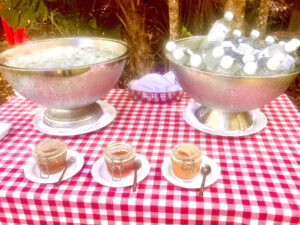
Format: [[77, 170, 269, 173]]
[[115, 0, 154, 88], [225, 0, 246, 32], [256, 0, 271, 36], [288, 0, 300, 32], [169, 0, 179, 40]]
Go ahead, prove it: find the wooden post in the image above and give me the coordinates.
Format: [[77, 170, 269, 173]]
[[169, 0, 179, 40], [225, 0, 246, 32], [256, 0, 271, 36], [288, 0, 300, 32]]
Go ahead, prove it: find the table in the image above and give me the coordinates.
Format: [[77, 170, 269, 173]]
[[0, 89, 299, 224]]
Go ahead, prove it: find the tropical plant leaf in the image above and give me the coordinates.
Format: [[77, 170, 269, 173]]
[[0, 9, 20, 28]]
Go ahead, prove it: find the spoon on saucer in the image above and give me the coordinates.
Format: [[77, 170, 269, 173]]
[[132, 159, 141, 192], [199, 164, 211, 197], [55, 156, 75, 186]]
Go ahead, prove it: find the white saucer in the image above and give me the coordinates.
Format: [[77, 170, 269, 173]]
[[183, 102, 267, 137], [0, 122, 11, 140], [91, 154, 150, 188], [24, 150, 84, 184], [161, 156, 220, 189], [33, 101, 116, 136]]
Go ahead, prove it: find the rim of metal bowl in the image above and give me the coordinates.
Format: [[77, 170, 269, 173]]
[[0, 37, 131, 72], [165, 36, 300, 79]]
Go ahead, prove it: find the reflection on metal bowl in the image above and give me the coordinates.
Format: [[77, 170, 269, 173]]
[[165, 36, 299, 132], [0, 37, 130, 128]]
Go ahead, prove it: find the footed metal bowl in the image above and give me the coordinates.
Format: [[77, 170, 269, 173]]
[[0, 37, 130, 128], [165, 36, 299, 132]]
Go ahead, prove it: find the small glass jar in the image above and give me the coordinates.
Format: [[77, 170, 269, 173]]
[[104, 142, 135, 181], [171, 143, 202, 181], [34, 139, 67, 177]]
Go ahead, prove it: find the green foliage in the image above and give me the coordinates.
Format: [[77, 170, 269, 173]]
[[47, 10, 100, 37], [181, 26, 192, 37], [0, 0, 114, 38], [0, 0, 48, 29]]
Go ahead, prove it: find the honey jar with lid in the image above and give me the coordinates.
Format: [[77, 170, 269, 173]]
[[104, 142, 135, 181], [171, 143, 202, 181], [34, 139, 67, 177]]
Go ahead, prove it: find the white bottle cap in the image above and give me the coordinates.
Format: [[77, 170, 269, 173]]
[[185, 48, 194, 56], [224, 12, 234, 21], [273, 52, 285, 62], [244, 62, 257, 75], [212, 46, 225, 58], [279, 41, 286, 46], [284, 41, 297, 53], [190, 54, 202, 67], [265, 36, 275, 44], [250, 30, 260, 39], [166, 41, 177, 52], [242, 54, 255, 64], [291, 38, 300, 48], [267, 57, 280, 71], [232, 29, 242, 37], [220, 56, 234, 69], [173, 48, 185, 60]]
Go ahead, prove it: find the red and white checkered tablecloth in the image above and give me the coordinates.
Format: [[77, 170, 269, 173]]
[[0, 89, 299, 225]]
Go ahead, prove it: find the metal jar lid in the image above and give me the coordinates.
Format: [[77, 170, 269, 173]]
[[171, 143, 202, 164], [34, 139, 67, 159], [104, 142, 135, 164]]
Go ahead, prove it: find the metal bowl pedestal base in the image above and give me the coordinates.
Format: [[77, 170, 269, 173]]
[[195, 105, 253, 132], [43, 103, 103, 128]]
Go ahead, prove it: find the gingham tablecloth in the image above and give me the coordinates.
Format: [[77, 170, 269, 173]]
[[0, 89, 299, 225]]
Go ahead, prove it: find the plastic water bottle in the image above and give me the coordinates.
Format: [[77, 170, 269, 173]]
[[171, 46, 194, 64], [242, 53, 255, 64], [265, 36, 276, 47], [235, 29, 260, 56], [258, 56, 281, 75], [172, 48, 184, 60], [224, 29, 242, 46], [166, 41, 177, 52], [221, 29, 242, 57], [264, 39, 298, 57], [200, 12, 234, 58], [215, 55, 234, 74], [240, 62, 258, 76], [206, 12, 234, 43], [256, 36, 276, 58], [295, 45, 300, 68], [279, 41, 286, 46], [288, 39, 300, 57], [255, 35, 275, 50], [215, 55, 244, 75], [204, 46, 225, 71], [272, 40, 299, 72], [189, 54, 206, 70]]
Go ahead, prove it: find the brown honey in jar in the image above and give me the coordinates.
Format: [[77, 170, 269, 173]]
[[171, 143, 202, 181], [34, 139, 67, 175], [104, 142, 135, 180]]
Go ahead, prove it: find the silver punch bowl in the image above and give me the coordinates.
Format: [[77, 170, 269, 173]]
[[0, 37, 130, 128], [165, 36, 299, 133]]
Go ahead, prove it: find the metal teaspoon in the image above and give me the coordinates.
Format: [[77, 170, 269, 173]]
[[199, 164, 211, 197], [55, 156, 75, 186], [132, 159, 141, 192]]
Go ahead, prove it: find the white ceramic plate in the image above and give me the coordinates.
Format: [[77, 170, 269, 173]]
[[183, 102, 267, 137], [33, 101, 116, 136], [0, 122, 11, 140], [24, 150, 84, 184], [161, 156, 220, 189], [91, 154, 150, 188]]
